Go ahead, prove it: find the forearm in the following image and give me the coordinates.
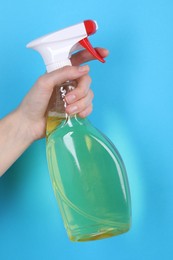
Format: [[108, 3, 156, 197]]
[[0, 109, 34, 176]]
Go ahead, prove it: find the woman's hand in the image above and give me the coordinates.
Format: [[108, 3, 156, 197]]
[[18, 48, 108, 141], [0, 48, 108, 175]]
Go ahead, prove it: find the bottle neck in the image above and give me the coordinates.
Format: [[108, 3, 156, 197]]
[[48, 80, 77, 117], [46, 80, 77, 136]]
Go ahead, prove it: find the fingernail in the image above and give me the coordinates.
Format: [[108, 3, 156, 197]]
[[78, 65, 89, 72], [66, 94, 76, 104]]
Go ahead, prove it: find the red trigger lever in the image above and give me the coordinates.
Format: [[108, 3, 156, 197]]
[[79, 20, 105, 63]]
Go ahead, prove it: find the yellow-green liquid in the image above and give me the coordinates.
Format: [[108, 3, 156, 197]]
[[46, 116, 131, 242]]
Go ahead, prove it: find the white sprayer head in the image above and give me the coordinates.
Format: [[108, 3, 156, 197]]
[[26, 20, 105, 73]]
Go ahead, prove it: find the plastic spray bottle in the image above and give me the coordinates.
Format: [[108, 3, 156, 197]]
[[27, 20, 131, 242]]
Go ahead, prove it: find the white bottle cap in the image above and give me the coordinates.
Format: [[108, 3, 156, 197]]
[[27, 20, 105, 72]]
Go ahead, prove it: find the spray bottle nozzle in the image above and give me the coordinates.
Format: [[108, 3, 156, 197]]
[[79, 20, 105, 63], [83, 20, 97, 36], [27, 19, 105, 72]]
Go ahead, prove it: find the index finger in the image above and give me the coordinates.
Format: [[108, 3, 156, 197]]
[[70, 48, 109, 66]]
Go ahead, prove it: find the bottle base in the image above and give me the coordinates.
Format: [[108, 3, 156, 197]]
[[68, 225, 130, 242]]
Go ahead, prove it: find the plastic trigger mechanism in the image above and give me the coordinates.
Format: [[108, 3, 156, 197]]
[[79, 20, 105, 63]]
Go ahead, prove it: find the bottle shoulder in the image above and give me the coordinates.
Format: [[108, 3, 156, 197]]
[[46, 117, 123, 162], [47, 117, 92, 138]]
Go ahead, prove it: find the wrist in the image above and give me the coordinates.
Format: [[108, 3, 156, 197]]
[[0, 109, 35, 175], [14, 108, 36, 145], [16, 105, 46, 141]]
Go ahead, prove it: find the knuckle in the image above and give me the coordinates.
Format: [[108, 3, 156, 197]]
[[90, 90, 94, 100], [81, 86, 88, 97], [89, 76, 92, 84], [75, 86, 84, 99], [85, 74, 92, 84], [83, 97, 92, 110], [78, 77, 92, 97]]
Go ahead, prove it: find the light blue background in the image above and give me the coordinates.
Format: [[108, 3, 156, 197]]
[[0, 0, 173, 259]]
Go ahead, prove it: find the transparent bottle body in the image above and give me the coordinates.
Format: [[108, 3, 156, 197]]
[[46, 81, 131, 242]]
